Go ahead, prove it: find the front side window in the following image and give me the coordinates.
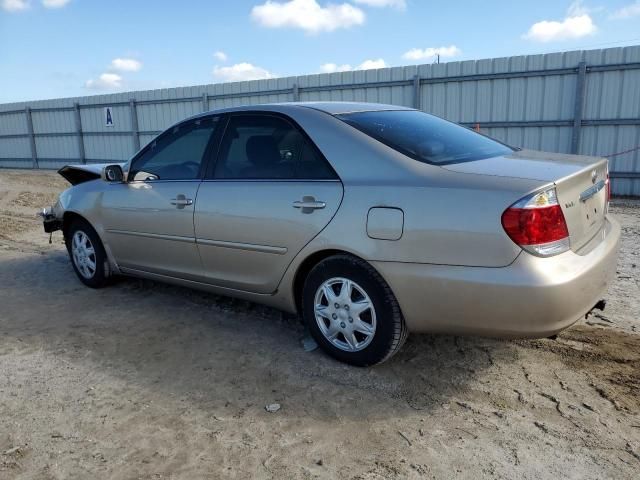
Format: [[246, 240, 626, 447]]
[[129, 117, 218, 181], [339, 110, 513, 165], [213, 114, 336, 180]]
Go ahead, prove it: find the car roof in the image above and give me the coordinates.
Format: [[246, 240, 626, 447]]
[[188, 102, 413, 121], [282, 102, 414, 115], [177, 102, 414, 132]]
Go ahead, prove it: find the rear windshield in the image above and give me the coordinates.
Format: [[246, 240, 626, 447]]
[[338, 110, 513, 165]]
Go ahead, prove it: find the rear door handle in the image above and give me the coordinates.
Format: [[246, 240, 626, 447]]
[[171, 194, 193, 209], [293, 196, 326, 213]]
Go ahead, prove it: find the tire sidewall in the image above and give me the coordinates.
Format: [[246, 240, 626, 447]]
[[302, 256, 399, 366], [66, 220, 108, 288]]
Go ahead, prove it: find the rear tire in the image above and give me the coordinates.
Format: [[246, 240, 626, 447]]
[[301, 254, 408, 366], [65, 219, 111, 288]]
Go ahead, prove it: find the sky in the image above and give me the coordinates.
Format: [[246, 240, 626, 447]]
[[1, 0, 639, 103]]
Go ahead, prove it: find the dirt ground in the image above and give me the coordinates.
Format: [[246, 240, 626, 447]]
[[0, 169, 639, 480]]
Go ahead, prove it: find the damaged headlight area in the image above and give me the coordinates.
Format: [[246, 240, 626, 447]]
[[38, 200, 63, 234]]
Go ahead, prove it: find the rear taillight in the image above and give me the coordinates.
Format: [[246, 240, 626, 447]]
[[501, 187, 570, 257]]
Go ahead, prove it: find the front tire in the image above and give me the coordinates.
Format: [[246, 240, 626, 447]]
[[302, 255, 408, 366], [65, 219, 110, 288]]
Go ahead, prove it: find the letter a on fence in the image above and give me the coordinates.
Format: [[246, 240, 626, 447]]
[[104, 107, 114, 127]]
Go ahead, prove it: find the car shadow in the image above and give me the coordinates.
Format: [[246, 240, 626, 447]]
[[0, 249, 519, 420]]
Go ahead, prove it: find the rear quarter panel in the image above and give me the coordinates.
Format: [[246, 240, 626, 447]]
[[288, 174, 542, 268], [273, 170, 545, 313]]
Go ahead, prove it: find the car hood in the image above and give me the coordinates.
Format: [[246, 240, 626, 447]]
[[58, 163, 126, 185], [439, 149, 606, 182]]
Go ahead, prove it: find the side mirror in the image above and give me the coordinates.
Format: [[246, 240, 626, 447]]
[[102, 164, 124, 183]]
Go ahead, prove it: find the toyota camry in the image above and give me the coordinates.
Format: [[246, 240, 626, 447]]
[[41, 102, 620, 366]]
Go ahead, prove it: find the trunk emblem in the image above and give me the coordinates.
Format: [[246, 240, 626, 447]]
[[591, 169, 597, 184]]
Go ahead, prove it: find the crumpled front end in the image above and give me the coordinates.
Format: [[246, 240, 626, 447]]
[[38, 162, 116, 234], [39, 197, 64, 233]]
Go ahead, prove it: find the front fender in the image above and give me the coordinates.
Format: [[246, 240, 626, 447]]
[[47, 182, 122, 274]]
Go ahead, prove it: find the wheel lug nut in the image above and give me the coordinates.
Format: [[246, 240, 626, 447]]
[[334, 303, 340, 309], [348, 317, 353, 323], [344, 305, 349, 310], [340, 322, 346, 329], [332, 313, 337, 320]]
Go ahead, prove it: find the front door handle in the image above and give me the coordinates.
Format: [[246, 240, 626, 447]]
[[293, 196, 326, 213], [171, 194, 193, 209]]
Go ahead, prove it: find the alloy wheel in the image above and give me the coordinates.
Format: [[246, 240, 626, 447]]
[[314, 277, 377, 352], [71, 230, 97, 279]]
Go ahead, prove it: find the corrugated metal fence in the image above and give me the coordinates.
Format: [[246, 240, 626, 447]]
[[1, 46, 639, 195]]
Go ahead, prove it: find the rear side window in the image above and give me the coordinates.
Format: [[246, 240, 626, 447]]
[[339, 110, 513, 165], [213, 114, 336, 180]]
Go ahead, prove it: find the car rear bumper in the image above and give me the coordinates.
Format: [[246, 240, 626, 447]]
[[372, 216, 621, 338]]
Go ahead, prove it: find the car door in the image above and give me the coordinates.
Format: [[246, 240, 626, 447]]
[[101, 116, 220, 280], [194, 112, 344, 293]]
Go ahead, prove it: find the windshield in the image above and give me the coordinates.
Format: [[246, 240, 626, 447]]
[[338, 110, 513, 165]]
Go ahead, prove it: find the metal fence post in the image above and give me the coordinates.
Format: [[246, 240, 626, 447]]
[[571, 61, 587, 154], [413, 74, 422, 110], [129, 99, 140, 153], [25, 107, 38, 168], [73, 103, 86, 164], [202, 92, 209, 112], [292, 83, 300, 102]]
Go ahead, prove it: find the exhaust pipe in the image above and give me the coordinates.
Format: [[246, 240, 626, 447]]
[[549, 300, 607, 340]]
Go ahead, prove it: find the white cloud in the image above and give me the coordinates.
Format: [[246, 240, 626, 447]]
[[251, 0, 365, 33], [609, 1, 640, 19], [109, 58, 142, 72], [1, 0, 30, 11], [353, 0, 405, 9], [357, 58, 387, 69], [85, 73, 123, 90], [402, 45, 462, 61], [84, 58, 140, 91], [523, 4, 597, 43], [320, 63, 353, 73], [213, 51, 228, 62], [2, 0, 73, 10], [212, 63, 275, 82], [42, 0, 70, 7], [320, 58, 387, 73]]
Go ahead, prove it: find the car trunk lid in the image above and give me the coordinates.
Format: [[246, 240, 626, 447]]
[[440, 149, 609, 252], [554, 159, 608, 252]]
